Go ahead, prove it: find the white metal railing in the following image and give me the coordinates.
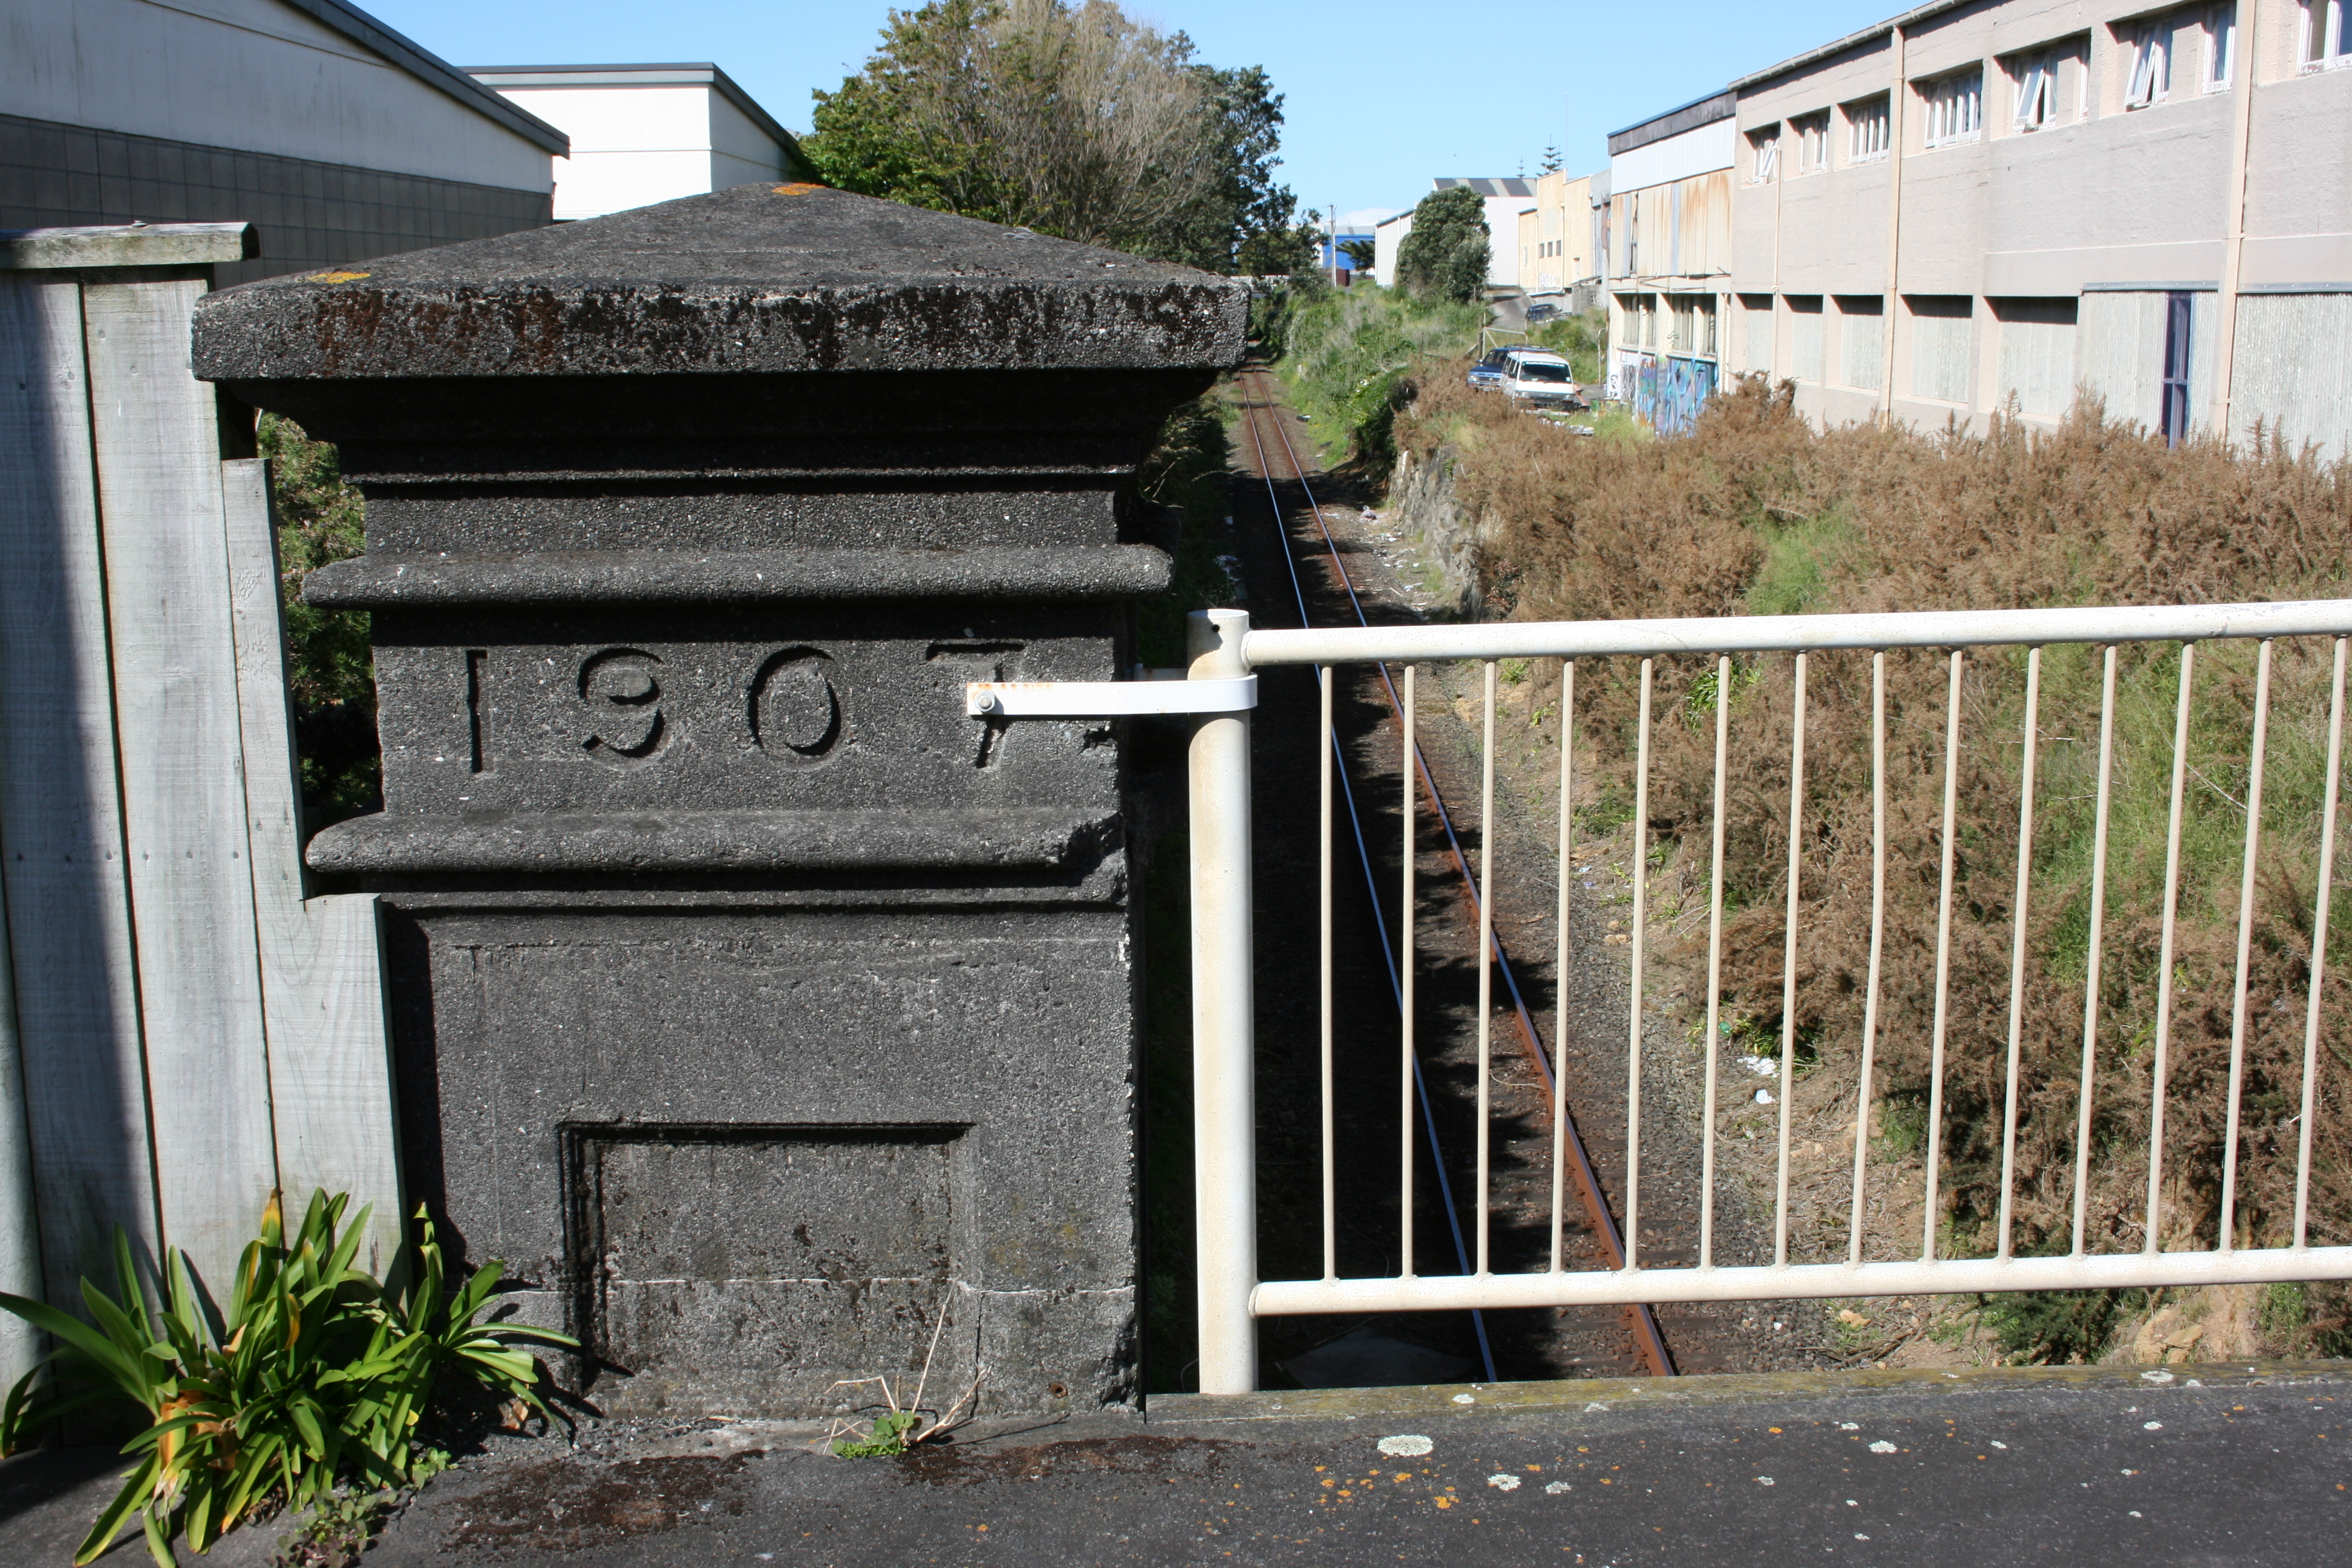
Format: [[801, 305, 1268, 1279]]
[[1171, 600, 2352, 1396]]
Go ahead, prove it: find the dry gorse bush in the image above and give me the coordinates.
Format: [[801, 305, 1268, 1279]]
[[1398, 373, 2352, 1265]]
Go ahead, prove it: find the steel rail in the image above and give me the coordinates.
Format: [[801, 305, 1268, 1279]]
[[1238, 369, 1676, 1379], [1233, 374, 1498, 1383]]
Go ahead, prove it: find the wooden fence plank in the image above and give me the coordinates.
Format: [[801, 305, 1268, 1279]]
[[0, 843, 45, 1387], [0, 273, 159, 1301], [83, 277, 276, 1289], [221, 459, 403, 1275]]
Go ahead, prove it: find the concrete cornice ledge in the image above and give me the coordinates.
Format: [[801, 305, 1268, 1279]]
[[306, 806, 1117, 875], [302, 543, 1173, 607], [191, 184, 1248, 381]]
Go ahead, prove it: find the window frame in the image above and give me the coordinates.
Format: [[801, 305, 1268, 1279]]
[[1919, 68, 1985, 148], [2305, 0, 2349, 66], [2124, 16, 2172, 107], [1845, 94, 1892, 163], [1748, 125, 1780, 183], [1792, 111, 1831, 175], [2204, 4, 2236, 90], [2007, 37, 2088, 131]]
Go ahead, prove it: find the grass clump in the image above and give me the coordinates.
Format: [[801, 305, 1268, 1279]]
[[1273, 284, 1486, 465]]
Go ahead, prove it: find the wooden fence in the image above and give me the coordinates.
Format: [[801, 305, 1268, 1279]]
[[0, 223, 400, 1391]]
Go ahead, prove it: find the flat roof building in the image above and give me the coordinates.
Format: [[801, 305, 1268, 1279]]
[[1604, 0, 2352, 451], [466, 64, 812, 223], [2, 0, 565, 283]]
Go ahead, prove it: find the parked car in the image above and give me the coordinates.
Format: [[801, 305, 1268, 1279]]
[[1499, 349, 1580, 409], [1524, 299, 1564, 324], [1466, 347, 1514, 391]]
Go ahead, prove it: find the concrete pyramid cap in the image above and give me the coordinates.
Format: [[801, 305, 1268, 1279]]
[[192, 183, 1249, 381]]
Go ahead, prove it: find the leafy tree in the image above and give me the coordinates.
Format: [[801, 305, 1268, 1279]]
[[1540, 142, 1564, 175], [805, 1, 1304, 273], [1338, 237, 1377, 272], [1395, 186, 1490, 304]]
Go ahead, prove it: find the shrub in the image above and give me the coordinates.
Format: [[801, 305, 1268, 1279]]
[[1276, 284, 1484, 463], [1397, 371, 2352, 1283], [1394, 186, 1489, 304], [0, 1191, 572, 1567]]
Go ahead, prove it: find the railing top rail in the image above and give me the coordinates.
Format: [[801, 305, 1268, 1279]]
[[1240, 598, 2352, 668]]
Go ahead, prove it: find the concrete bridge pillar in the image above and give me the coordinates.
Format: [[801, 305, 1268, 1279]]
[[194, 185, 1244, 1417]]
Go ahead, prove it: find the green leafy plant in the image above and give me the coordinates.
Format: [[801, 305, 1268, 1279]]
[[824, 1298, 977, 1458], [272, 1486, 398, 1568], [0, 1190, 573, 1566]]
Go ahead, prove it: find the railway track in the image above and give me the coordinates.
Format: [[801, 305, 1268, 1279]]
[[1228, 366, 1676, 1382]]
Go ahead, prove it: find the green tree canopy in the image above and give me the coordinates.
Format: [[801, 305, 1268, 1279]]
[[1394, 186, 1490, 304], [805, 0, 1307, 273]]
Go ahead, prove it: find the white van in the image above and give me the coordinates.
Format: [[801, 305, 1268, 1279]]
[[1500, 350, 1579, 409]]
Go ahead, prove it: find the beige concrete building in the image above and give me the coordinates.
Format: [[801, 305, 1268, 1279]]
[[1601, 92, 1739, 428], [1610, 0, 2352, 450], [1517, 169, 1600, 298]]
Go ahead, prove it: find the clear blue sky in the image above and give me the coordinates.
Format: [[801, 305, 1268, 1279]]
[[371, 0, 1896, 223]]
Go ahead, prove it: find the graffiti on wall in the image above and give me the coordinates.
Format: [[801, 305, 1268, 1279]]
[[1619, 351, 1717, 436]]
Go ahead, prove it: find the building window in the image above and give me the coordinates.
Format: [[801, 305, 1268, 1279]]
[[2008, 38, 2089, 130], [2125, 15, 2174, 106], [1793, 112, 1830, 174], [1993, 296, 2080, 418], [1618, 292, 1659, 350], [1740, 293, 1774, 376], [2205, 4, 2236, 88], [1787, 295, 1825, 382], [1907, 295, 1974, 403], [1668, 295, 1719, 357], [1838, 296, 1886, 389], [1846, 94, 1892, 162], [1748, 125, 1780, 183], [2305, 0, 2349, 65], [1919, 69, 1984, 146]]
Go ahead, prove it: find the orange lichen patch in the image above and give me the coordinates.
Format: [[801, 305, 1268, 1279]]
[[772, 182, 825, 195], [309, 270, 370, 283]]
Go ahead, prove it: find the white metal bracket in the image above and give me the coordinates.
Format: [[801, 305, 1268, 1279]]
[[965, 676, 1257, 717]]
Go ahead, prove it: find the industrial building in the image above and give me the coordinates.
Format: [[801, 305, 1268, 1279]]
[[466, 64, 812, 223], [1, 0, 565, 284], [1603, 0, 2351, 449]]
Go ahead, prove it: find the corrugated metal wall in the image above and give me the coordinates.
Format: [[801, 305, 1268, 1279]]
[[2230, 293, 2352, 454], [1908, 296, 1973, 404], [1994, 298, 2078, 419]]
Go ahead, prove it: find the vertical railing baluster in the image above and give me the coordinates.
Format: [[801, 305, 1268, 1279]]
[[1552, 659, 1575, 1273], [1399, 663, 1417, 1279], [1319, 664, 1336, 1281], [1848, 651, 1887, 1265], [1700, 654, 1731, 1270], [1923, 650, 1964, 1263], [1476, 660, 1497, 1276], [2069, 645, 2119, 1258], [2220, 639, 2275, 1253], [1997, 646, 2042, 1262], [2296, 638, 2347, 1250], [1627, 657, 1653, 1270], [2146, 644, 2195, 1255], [1775, 652, 1808, 1269]]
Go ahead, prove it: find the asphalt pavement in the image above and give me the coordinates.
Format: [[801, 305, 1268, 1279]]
[[2, 1361, 2345, 1566]]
